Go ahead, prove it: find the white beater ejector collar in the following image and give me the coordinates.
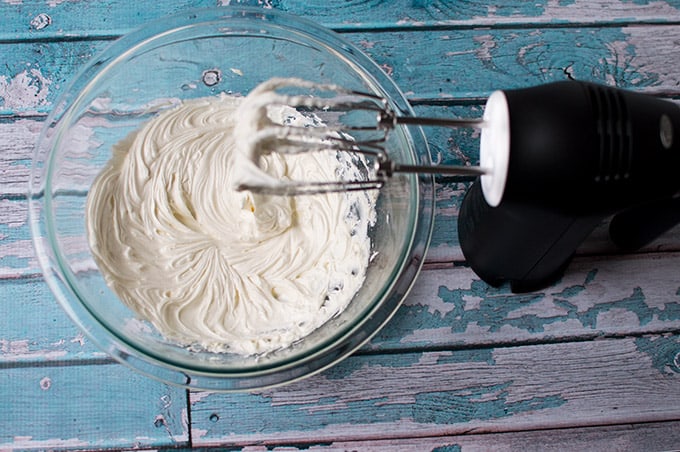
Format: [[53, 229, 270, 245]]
[[480, 90, 510, 207]]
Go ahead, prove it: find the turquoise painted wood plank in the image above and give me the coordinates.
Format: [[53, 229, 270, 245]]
[[0, 363, 189, 449], [2, 246, 680, 363], [3, 0, 680, 41], [0, 119, 42, 196], [3, 25, 680, 115], [370, 252, 680, 351], [3, 191, 679, 279], [269, 0, 680, 30], [0, 198, 96, 280], [0, 0, 217, 41], [0, 200, 35, 278], [1, 104, 479, 197], [0, 278, 106, 364], [4, 195, 679, 362], [350, 25, 680, 101], [189, 335, 680, 445]]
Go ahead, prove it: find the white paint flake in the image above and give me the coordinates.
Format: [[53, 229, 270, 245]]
[[30, 13, 52, 30], [70, 333, 86, 346], [0, 69, 51, 111]]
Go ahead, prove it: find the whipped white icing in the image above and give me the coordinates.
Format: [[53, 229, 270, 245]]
[[231, 77, 354, 191], [86, 91, 376, 355]]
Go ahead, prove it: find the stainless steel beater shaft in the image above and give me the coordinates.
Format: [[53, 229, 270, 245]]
[[234, 78, 489, 195]]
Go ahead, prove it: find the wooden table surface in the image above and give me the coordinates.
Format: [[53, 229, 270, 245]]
[[3, 1, 680, 450]]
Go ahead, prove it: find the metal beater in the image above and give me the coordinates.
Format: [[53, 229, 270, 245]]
[[234, 77, 680, 292], [233, 77, 490, 196]]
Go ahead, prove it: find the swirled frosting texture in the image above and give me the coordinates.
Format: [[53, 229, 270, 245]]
[[86, 94, 376, 355]]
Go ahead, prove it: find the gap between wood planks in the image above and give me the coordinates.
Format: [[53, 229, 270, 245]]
[[5, 17, 680, 44]]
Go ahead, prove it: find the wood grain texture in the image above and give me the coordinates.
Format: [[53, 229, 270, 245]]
[[213, 421, 680, 451], [267, 0, 680, 29], [189, 335, 680, 446], [372, 252, 680, 351], [4, 25, 680, 115], [0, 363, 189, 449], [0, 278, 106, 363], [3, 0, 680, 449], [3, 0, 680, 41], [3, 251, 679, 364]]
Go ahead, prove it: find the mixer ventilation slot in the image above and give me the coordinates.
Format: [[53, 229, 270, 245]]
[[587, 84, 633, 183]]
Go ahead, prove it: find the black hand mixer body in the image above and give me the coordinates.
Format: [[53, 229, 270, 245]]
[[459, 81, 680, 292]]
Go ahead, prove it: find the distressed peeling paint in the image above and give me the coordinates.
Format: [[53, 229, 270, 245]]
[[30, 13, 52, 30], [0, 338, 30, 355], [432, 445, 462, 452], [414, 384, 566, 424], [0, 69, 51, 111], [635, 336, 680, 375], [323, 352, 424, 380], [70, 333, 86, 346], [370, 265, 680, 351], [434, 348, 495, 366], [193, 378, 566, 439], [4, 437, 90, 450], [436, 279, 680, 335], [2, 3, 680, 449]]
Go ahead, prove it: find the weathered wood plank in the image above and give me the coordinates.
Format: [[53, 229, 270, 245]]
[[3, 251, 680, 363], [0, 0, 217, 41], [270, 0, 680, 29], [372, 252, 680, 351], [0, 119, 43, 196], [175, 420, 680, 451], [3, 1, 680, 450], [0, 277, 106, 363], [0, 363, 189, 450], [352, 25, 680, 101], [2, 106, 479, 196], [3, 0, 680, 42], [189, 335, 680, 445], [3, 25, 680, 115]]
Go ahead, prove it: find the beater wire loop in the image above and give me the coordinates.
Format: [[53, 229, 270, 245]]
[[235, 78, 489, 195]]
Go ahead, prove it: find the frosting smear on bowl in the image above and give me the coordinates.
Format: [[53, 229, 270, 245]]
[[86, 92, 376, 356]]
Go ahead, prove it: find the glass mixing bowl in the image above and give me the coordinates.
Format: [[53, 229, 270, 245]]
[[29, 7, 434, 391]]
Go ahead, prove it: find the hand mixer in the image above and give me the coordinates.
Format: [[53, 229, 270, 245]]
[[235, 78, 680, 292]]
